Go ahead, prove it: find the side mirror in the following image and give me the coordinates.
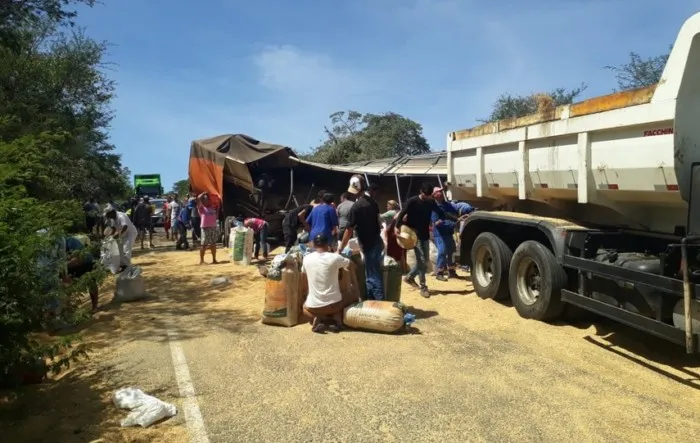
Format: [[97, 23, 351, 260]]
[[688, 163, 700, 235]]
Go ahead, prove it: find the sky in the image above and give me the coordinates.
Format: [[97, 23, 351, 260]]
[[76, 0, 700, 190]]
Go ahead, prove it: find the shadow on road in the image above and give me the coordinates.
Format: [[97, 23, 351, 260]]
[[551, 308, 700, 387]]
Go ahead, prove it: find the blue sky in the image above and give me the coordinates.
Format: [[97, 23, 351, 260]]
[[77, 0, 700, 190]]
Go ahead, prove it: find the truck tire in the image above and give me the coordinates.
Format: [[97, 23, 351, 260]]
[[471, 232, 513, 301], [509, 241, 566, 321]]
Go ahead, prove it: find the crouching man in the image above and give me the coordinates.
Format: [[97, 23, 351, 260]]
[[302, 233, 351, 333]]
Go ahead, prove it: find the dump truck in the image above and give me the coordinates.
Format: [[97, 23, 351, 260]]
[[447, 12, 700, 353], [134, 174, 164, 198]]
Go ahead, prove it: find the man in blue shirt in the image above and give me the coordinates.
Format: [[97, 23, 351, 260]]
[[175, 205, 191, 250], [431, 187, 460, 281], [306, 193, 339, 249]]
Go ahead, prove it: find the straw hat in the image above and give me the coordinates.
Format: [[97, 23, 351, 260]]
[[396, 225, 418, 249]]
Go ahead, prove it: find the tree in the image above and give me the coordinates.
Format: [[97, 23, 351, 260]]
[[481, 84, 587, 122], [171, 179, 190, 197], [0, 0, 95, 50], [0, 0, 126, 384], [605, 49, 670, 91], [305, 110, 431, 164]]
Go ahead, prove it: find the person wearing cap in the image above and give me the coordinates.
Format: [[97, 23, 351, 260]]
[[103, 204, 138, 269], [339, 182, 385, 300], [431, 187, 460, 281], [347, 174, 363, 196], [302, 233, 351, 333], [394, 182, 445, 298]]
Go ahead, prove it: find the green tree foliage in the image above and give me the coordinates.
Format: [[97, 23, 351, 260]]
[[171, 179, 190, 197], [605, 49, 670, 91], [0, 0, 126, 384], [481, 84, 587, 123], [0, 0, 95, 50], [305, 110, 431, 164]]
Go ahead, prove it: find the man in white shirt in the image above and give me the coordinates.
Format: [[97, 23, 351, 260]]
[[169, 197, 180, 242], [104, 205, 139, 269], [302, 233, 351, 333]]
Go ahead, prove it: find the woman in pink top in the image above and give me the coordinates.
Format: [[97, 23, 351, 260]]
[[244, 217, 269, 260], [197, 192, 219, 264]]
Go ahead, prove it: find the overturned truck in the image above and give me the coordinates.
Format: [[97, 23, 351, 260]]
[[188, 134, 447, 245]]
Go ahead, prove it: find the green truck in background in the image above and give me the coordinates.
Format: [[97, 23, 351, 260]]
[[134, 174, 163, 198]]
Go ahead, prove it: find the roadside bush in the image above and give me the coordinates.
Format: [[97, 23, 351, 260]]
[[0, 186, 106, 384], [0, 1, 127, 385]]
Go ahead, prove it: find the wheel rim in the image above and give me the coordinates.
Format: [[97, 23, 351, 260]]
[[516, 257, 541, 305], [474, 245, 494, 288]]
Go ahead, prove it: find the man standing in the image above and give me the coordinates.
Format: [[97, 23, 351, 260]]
[[189, 196, 201, 245], [431, 187, 459, 281], [339, 183, 384, 301], [281, 204, 312, 252], [395, 182, 445, 298], [336, 192, 355, 243], [104, 204, 138, 269], [175, 204, 191, 250], [197, 192, 219, 264], [133, 197, 154, 249], [306, 193, 339, 248], [169, 195, 180, 243]]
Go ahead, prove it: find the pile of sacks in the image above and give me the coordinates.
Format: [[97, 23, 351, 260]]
[[260, 247, 415, 334]]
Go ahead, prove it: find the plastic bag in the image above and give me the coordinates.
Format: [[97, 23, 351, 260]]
[[230, 226, 254, 265], [113, 387, 177, 427], [113, 266, 148, 302], [101, 237, 121, 274]]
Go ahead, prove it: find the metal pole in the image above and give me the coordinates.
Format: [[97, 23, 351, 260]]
[[394, 174, 402, 209], [363, 173, 370, 189], [405, 176, 413, 202], [681, 237, 695, 353], [285, 168, 294, 209], [437, 174, 443, 188]]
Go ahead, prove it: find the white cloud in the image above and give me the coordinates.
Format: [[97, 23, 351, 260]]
[[251, 44, 388, 103], [254, 45, 345, 93]]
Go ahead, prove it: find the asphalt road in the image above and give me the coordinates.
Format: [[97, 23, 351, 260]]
[[125, 246, 700, 443]]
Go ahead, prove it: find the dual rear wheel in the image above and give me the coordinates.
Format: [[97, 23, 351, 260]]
[[470, 233, 565, 321]]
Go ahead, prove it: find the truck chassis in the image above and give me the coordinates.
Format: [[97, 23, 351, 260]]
[[460, 211, 700, 352]]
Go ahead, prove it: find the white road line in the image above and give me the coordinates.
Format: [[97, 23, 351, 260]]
[[167, 329, 210, 443]]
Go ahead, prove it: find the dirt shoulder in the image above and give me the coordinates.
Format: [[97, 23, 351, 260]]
[[0, 244, 189, 443]]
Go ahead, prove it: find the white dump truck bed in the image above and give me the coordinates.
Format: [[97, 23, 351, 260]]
[[447, 12, 700, 235]]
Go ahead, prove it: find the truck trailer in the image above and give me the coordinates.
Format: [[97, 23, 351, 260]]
[[447, 12, 700, 353]]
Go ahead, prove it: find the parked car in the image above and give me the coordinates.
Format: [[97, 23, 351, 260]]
[[151, 198, 167, 227]]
